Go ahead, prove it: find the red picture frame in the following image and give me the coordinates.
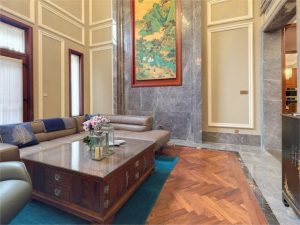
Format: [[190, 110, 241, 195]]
[[131, 0, 182, 87]]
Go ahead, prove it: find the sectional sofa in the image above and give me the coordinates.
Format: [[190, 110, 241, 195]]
[[0, 114, 170, 224], [0, 114, 170, 161]]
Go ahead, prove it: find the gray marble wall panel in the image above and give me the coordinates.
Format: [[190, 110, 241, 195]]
[[203, 132, 261, 146], [262, 31, 282, 151], [113, 0, 202, 142]]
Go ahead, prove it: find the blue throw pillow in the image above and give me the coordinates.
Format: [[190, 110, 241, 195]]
[[85, 114, 100, 121], [42, 118, 66, 132], [0, 123, 39, 148]]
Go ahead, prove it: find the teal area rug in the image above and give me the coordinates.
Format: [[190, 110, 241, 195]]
[[11, 155, 179, 225]]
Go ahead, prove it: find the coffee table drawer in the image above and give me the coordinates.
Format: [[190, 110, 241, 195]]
[[45, 169, 72, 189], [45, 185, 70, 202]]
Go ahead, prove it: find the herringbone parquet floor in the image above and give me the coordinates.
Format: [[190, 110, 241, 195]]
[[146, 146, 268, 225]]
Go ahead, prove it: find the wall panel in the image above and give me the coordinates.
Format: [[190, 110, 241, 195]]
[[90, 24, 112, 46], [208, 0, 253, 25], [90, 46, 113, 114], [89, 0, 112, 25], [208, 23, 253, 128], [0, 0, 34, 23], [38, 30, 65, 118], [44, 0, 85, 24], [38, 2, 85, 45]]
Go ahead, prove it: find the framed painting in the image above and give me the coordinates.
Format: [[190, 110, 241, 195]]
[[131, 0, 182, 87]]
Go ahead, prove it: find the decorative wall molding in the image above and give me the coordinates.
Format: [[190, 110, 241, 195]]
[[90, 18, 113, 27], [43, 0, 85, 24], [263, 0, 287, 28], [38, 1, 85, 45], [89, 24, 113, 47], [38, 30, 65, 118], [260, 0, 272, 14], [207, 22, 254, 128], [207, 0, 253, 26], [89, 46, 113, 114], [89, 0, 112, 26], [0, 0, 35, 23]]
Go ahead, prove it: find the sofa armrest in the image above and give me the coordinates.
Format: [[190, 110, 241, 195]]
[[0, 162, 31, 183], [0, 144, 20, 162]]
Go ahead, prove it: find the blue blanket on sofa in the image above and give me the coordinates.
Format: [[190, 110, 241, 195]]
[[42, 118, 65, 132]]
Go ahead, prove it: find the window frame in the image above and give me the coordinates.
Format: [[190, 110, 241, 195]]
[[69, 49, 84, 117], [0, 14, 34, 122]]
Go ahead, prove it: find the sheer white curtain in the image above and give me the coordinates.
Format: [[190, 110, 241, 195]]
[[71, 54, 80, 116], [0, 56, 23, 125], [0, 21, 25, 53]]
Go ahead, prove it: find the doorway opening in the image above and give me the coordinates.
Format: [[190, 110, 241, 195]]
[[282, 22, 297, 114]]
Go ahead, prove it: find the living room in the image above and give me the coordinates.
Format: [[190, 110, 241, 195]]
[[0, 0, 299, 225]]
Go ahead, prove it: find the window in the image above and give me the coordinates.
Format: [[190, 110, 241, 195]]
[[0, 56, 23, 124], [0, 21, 25, 53], [0, 15, 33, 125], [69, 49, 83, 116]]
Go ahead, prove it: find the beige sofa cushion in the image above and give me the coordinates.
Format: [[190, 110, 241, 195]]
[[62, 117, 76, 129], [43, 128, 77, 141], [31, 120, 77, 143], [31, 121, 45, 134], [34, 133, 50, 142]]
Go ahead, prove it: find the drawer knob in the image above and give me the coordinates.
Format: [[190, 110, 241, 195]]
[[135, 172, 140, 180], [54, 188, 61, 197], [143, 157, 147, 169], [54, 174, 61, 181], [135, 160, 140, 167], [104, 185, 110, 194], [125, 171, 129, 188], [104, 199, 109, 209]]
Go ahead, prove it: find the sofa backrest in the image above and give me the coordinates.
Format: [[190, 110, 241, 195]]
[[105, 115, 153, 132], [30, 118, 77, 143], [71, 114, 154, 133]]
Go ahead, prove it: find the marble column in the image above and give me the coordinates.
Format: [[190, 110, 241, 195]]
[[262, 31, 282, 151]]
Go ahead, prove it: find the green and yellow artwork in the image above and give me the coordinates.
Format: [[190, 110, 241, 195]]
[[133, 0, 178, 82]]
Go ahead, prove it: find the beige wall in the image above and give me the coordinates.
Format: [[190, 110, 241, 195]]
[[202, 0, 261, 135], [89, 0, 113, 114], [0, 0, 90, 119], [0, 0, 115, 119]]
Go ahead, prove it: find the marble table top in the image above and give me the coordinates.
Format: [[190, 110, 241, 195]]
[[22, 138, 154, 178]]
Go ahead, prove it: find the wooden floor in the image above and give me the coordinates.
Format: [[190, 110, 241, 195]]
[[146, 146, 268, 225]]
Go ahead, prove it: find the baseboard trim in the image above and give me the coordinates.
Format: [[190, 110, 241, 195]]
[[203, 132, 261, 146]]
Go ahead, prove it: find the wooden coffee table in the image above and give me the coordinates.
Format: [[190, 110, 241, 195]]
[[22, 138, 155, 224]]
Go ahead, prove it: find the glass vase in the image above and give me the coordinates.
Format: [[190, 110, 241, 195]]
[[101, 124, 115, 156], [88, 133, 107, 161]]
